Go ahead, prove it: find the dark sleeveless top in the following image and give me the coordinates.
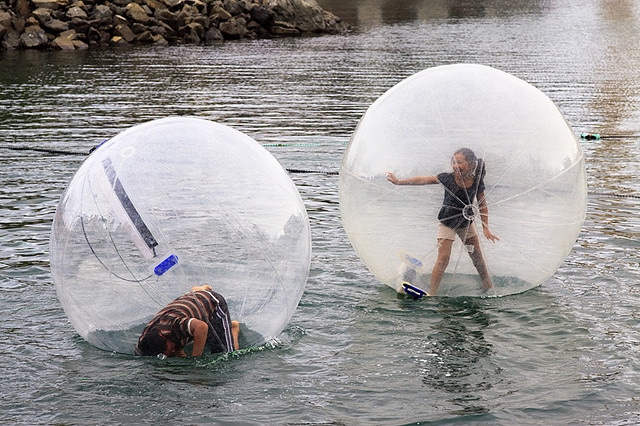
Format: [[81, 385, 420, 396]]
[[436, 167, 485, 230]]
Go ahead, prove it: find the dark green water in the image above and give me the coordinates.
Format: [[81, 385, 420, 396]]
[[2, 0, 640, 423]]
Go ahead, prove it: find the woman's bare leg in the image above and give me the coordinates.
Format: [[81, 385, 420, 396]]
[[430, 238, 453, 295], [465, 235, 493, 290]]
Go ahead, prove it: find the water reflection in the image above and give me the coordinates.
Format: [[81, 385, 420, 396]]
[[419, 299, 495, 415], [318, 0, 548, 28], [583, 2, 640, 197]]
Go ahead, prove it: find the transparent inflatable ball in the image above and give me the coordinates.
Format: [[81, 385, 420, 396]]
[[339, 64, 586, 297], [50, 117, 311, 353]]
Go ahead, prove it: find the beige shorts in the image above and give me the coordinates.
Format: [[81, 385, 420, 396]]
[[437, 222, 478, 242]]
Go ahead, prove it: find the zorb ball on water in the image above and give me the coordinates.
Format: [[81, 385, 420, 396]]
[[339, 64, 586, 297], [50, 117, 311, 353]]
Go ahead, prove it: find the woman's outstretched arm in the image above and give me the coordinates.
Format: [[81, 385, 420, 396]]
[[386, 172, 438, 185]]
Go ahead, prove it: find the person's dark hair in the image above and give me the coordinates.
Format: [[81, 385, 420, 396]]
[[454, 147, 484, 178], [136, 328, 167, 356]]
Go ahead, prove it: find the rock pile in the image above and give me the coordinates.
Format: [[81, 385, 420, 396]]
[[0, 0, 348, 50]]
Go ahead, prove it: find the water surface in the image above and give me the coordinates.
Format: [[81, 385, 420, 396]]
[[2, 0, 640, 423]]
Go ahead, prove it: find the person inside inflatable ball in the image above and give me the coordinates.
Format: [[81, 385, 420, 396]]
[[135, 285, 240, 357], [387, 147, 500, 296]]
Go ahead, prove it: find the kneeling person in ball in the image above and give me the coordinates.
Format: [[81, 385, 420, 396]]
[[135, 285, 240, 357]]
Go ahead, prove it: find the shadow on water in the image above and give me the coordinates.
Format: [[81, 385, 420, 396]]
[[390, 297, 502, 416], [343, 285, 599, 424], [416, 297, 497, 416], [341, 290, 503, 420], [317, 0, 549, 29]]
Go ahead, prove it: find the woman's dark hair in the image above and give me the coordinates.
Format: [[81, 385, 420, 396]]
[[454, 147, 484, 178], [136, 328, 167, 356]]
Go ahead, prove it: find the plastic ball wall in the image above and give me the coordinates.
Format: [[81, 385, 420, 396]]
[[50, 117, 311, 353], [339, 64, 586, 297]]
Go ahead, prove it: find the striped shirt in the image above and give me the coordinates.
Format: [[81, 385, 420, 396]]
[[137, 289, 234, 354]]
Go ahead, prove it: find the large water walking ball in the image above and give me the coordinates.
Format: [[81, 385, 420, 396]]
[[50, 117, 311, 353], [339, 64, 586, 297]]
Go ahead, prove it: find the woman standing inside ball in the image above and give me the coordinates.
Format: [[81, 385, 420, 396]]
[[387, 148, 500, 296]]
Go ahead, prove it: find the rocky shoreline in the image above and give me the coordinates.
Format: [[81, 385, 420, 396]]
[[0, 0, 349, 50]]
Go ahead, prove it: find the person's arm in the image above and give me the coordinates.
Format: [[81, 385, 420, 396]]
[[189, 319, 209, 357], [231, 320, 240, 350], [478, 191, 499, 243], [387, 172, 438, 185]]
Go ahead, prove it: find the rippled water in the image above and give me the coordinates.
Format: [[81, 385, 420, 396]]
[[2, 0, 640, 424]]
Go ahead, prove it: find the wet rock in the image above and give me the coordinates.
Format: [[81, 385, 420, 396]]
[[211, 5, 232, 21], [19, 25, 48, 48], [219, 15, 245, 38], [15, 0, 31, 18], [204, 26, 222, 40], [114, 23, 135, 41], [3, 31, 20, 49], [31, 8, 52, 25], [13, 16, 26, 33], [43, 17, 70, 33], [249, 5, 273, 29], [145, 0, 167, 11], [73, 38, 88, 49], [156, 9, 178, 26], [126, 3, 150, 23], [109, 34, 128, 44], [113, 14, 128, 26], [267, 0, 343, 33], [51, 32, 75, 48], [32, 0, 64, 10], [151, 33, 167, 44], [66, 6, 88, 19], [0, 11, 12, 28], [223, 0, 244, 16], [270, 20, 297, 36], [1, 0, 349, 50], [134, 29, 152, 42], [91, 5, 113, 22]]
